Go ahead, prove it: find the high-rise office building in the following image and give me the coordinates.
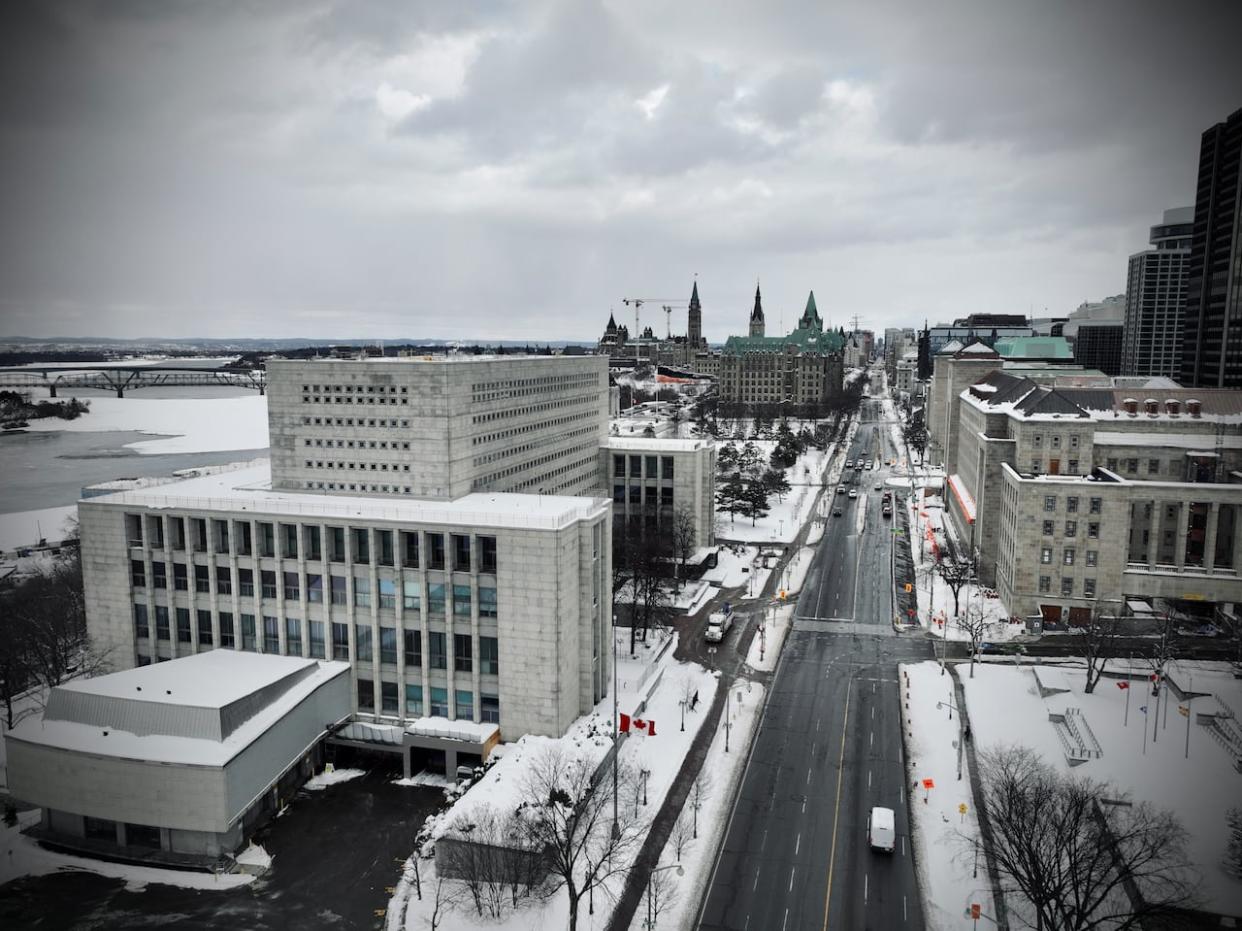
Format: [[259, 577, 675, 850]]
[[1120, 207, 1192, 378], [1181, 107, 1242, 388]]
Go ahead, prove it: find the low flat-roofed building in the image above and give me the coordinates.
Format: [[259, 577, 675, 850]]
[[7, 650, 351, 863], [600, 436, 716, 550]]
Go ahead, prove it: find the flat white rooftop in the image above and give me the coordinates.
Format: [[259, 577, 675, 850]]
[[55, 649, 318, 710], [601, 436, 712, 452], [85, 461, 607, 531]]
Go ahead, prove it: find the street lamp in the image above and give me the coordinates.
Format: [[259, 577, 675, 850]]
[[937, 699, 966, 781], [644, 863, 686, 930], [679, 698, 687, 732], [724, 681, 753, 752]]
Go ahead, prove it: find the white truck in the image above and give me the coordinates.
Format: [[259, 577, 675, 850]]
[[704, 604, 734, 642]]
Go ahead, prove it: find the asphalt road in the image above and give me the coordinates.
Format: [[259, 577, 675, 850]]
[[698, 397, 934, 931]]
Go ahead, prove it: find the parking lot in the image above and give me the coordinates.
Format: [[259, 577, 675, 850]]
[[0, 763, 441, 930]]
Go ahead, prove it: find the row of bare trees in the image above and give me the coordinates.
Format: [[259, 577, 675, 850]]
[[612, 508, 697, 655], [1, 542, 109, 729]]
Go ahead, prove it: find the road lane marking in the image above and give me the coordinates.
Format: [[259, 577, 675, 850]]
[[807, 767, 812, 785], [868, 769, 872, 789], [870, 730, 874, 747], [761, 829, 768, 852], [795, 832, 802, 856], [753, 866, 761, 890], [864, 873, 869, 904], [821, 675, 853, 930], [783, 907, 789, 931], [904, 895, 908, 921], [789, 867, 796, 892]]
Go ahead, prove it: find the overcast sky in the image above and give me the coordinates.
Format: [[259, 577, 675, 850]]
[[1, 1, 1239, 342]]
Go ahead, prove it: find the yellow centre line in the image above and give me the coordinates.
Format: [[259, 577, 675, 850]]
[[822, 675, 853, 930]]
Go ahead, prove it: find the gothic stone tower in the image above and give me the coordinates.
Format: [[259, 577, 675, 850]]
[[749, 283, 765, 337], [687, 281, 703, 348]]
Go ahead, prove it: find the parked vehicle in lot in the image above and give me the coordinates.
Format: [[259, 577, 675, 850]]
[[704, 604, 734, 642], [868, 807, 895, 852]]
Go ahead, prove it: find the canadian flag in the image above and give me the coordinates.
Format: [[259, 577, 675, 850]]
[[619, 713, 657, 737], [1116, 681, 1130, 690]]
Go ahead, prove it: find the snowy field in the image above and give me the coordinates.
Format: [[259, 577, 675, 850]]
[[715, 438, 834, 544], [21, 395, 269, 455], [961, 660, 1242, 919], [901, 661, 995, 930], [0, 504, 79, 552]]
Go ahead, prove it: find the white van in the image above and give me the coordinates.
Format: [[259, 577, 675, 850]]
[[868, 806, 895, 853]]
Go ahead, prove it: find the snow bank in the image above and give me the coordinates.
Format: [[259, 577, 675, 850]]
[[700, 546, 758, 588], [303, 767, 366, 791], [0, 505, 78, 551]]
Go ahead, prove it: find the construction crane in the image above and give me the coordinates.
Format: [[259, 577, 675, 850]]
[[621, 297, 689, 363]]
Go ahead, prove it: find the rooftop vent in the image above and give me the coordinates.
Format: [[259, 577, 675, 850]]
[[1144, 398, 1159, 417], [1122, 398, 1138, 416], [1165, 398, 1181, 417], [1187, 398, 1202, 418]]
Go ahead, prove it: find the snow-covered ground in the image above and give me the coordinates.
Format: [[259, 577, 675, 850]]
[[303, 766, 366, 791], [901, 661, 995, 930], [386, 640, 721, 931], [700, 545, 759, 588], [0, 505, 79, 552], [961, 660, 1242, 919], [21, 395, 269, 455], [0, 810, 254, 892], [715, 439, 833, 544], [745, 604, 794, 674]]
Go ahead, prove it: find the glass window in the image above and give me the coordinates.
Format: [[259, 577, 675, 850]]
[[429, 686, 449, 716], [1089, 497, 1102, 514], [258, 569, 276, 600], [331, 575, 347, 605], [176, 607, 191, 643], [429, 631, 447, 669], [214, 520, 230, 554], [1087, 523, 1099, 539], [1069, 434, 1080, 449], [404, 629, 421, 666], [454, 633, 473, 672], [1041, 520, 1054, 535], [152, 561, 167, 589], [1066, 497, 1079, 513], [352, 528, 370, 564], [331, 622, 349, 660], [1032, 434, 1042, 447], [357, 678, 374, 712], [241, 614, 257, 651], [405, 683, 423, 716], [283, 571, 300, 601], [380, 626, 397, 664], [382, 681, 399, 713], [1067, 460, 1079, 474], [173, 563, 188, 591], [1038, 575, 1051, 593], [1065, 521, 1077, 537], [131, 560, 146, 587], [1084, 578, 1096, 598], [1127, 459, 1138, 474], [478, 586, 497, 618], [239, 567, 254, 597], [379, 577, 396, 609], [1107, 458, 1118, 471], [354, 576, 371, 608], [453, 535, 471, 572], [155, 606, 170, 640], [355, 624, 373, 662], [234, 522, 252, 556], [197, 609, 213, 644], [1063, 548, 1075, 566], [1051, 435, 1061, 449], [1086, 550, 1098, 567], [195, 564, 210, 593], [479, 536, 497, 574], [401, 531, 419, 567], [428, 583, 446, 615], [125, 513, 144, 546], [629, 456, 641, 477], [428, 533, 445, 570], [1030, 459, 1041, 472], [285, 617, 302, 655], [455, 689, 473, 720], [192, 518, 208, 551], [134, 603, 149, 638], [481, 694, 500, 723], [169, 517, 185, 550], [258, 522, 275, 557], [662, 456, 674, 479], [403, 574, 421, 610], [613, 454, 625, 477], [263, 616, 279, 652], [1148, 459, 1160, 474], [453, 584, 472, 617], [309, 620, 325, 658], [328, 526, 346, 562], [304, 525, 322, 561], [307, 573, 323, 603], [280, 523, 299, 559], [480, 636, 499, 675], [377, 530, 394, 567], [613, 484, 625, 503], [219, 612, 235, 648], [1044, 496, 1056, 512], [216, 566, 232, 595], [1040, 547, 1052, 564], [1061, 577, 1074, 596]]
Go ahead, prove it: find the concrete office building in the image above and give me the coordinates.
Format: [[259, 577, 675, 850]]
[[1182, 107, 1242, 389], [7, 651, 351, 862], [1073, 325, 1124, 377], [601, 437, 717, 550], [941, 370, 1242, 623], [926, 341, 1003, 470], [926, 315, 1034, 358], [1120, 207, 1192, 379]]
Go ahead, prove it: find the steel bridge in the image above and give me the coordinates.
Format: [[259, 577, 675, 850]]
[[0, 365, 266, 397]]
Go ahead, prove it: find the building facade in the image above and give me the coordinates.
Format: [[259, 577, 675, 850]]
[[1120, 207, 1192, 378], [1073, 324, 1123, 376], [601, 437, 717, 550], [1181, 107, 1242, 389]]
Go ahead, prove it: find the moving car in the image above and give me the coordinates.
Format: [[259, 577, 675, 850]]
[[868, 807, 895, 853], [848, 489, 858, 499], [704, 605, 734, 642], [832, 507, 843, 517], [845, 459, 854, 468], [874, 483, 882, 491]]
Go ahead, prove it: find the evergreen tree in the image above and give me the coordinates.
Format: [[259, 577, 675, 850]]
[[741, 481, 771, 526]]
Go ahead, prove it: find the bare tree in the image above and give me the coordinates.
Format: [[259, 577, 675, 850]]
[[669, 809, 695, 862], [438, 807, 540, 919], [1078, 610, 1124, 694], [644, 865, 679, 929], [515, 745, 646, 931], [966, 746, 1197, 930], [933, 552, 975, 620], [954, 600, 990, 678], [688, 770, 713, 839], [424, 875, 461, 931], [669, 506, 697, 593]]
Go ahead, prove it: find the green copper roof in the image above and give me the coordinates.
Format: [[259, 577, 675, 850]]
[[722, 326, 844, 356], [993, 336, 1073, 360]]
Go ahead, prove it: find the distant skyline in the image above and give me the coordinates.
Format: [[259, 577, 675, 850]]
[[1, 1, 1240, 342]]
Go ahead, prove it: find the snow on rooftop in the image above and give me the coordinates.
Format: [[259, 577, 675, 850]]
[[406, 717, 499, 743], [83, 461, 607, 531], [55, 650, 318, 710], [601, 436, 711, 452], [1092, 431, 1242, 450]]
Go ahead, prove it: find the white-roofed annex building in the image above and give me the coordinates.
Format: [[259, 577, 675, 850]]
[[65, 355, 714, 793], [7, 651, 351, 863]]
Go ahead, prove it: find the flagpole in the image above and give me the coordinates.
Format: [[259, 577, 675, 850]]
[[1184, 673, 1193, 760], [1124, 654, 1131, 727], [612, 614, 619, 840]]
